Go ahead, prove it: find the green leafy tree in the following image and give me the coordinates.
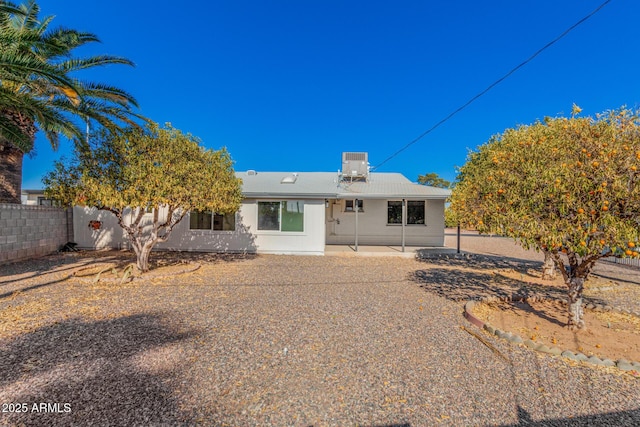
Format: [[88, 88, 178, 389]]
[[444, 205, 458, 228], [44, 123, 243, 272], [417, 172, 451, 188], [450, 107, 640, 330], [0, 0, 143, 203], [0, 2, 74, 149]]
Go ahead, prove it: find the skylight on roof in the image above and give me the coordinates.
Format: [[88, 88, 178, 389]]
[[280, 174, 298, 184]]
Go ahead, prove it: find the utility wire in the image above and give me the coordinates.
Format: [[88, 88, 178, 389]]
[[372, 0, 613, 171]]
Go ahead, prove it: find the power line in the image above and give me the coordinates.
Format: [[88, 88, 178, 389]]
[[372, 0, 613, 171]]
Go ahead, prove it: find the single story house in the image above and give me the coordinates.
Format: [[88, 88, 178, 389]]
[[21, 189, 55, 206], [72, 153, 451, 255]]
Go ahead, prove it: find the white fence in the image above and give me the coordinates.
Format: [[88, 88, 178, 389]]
[[603, 257, 640, 269]]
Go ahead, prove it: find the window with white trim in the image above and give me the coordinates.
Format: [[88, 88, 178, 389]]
[[387, 201, 426, 225], [387, 201, 402, 224], [407, 201, 426, 224], [190, 211, 236, 231], [258, 201, 304, 232], [344, 199, 364, 212], [37, 196, 57, 206]]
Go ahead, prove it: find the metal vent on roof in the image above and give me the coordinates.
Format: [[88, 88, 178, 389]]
[[343, 152, 367, 162], [247, 170, 257, 176], [341, 152, 369, 181]]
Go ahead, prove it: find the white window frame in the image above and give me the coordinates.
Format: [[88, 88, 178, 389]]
[[387, 200, 403, 225], [406, 200, 426, 225], [343, 199, 364, 213], [37, 196, 55, 206], [257, 200, 305, 233], [387, 200, 427, 226], [189, 211, 236, 232]]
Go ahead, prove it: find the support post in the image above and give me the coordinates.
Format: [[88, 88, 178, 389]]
[[354, 199, 359, 252], [353, 199, 358, 252], [401, 199, 406, 252], [457, 223, 461, 254]]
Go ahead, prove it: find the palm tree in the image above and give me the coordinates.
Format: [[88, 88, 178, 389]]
[[0, 0, 144, 203]]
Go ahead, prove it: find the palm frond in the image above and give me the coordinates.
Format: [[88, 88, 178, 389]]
[[0, 0, 147, 155], [76, 81, 139, 108], [0, 51, 75, 88], [43, 28, 100, 51], [13, 0, 40, 33], [0, 1, 23, 17], [57, 55, 135, 72], [0, 114, 32, 151]]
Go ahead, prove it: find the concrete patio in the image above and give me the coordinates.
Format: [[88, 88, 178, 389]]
[[324, 244, 459, 257]]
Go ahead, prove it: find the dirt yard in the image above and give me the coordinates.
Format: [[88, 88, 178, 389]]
[[473, 272, 640, 361], [444, 229, 640, 365], [1, 239, 639, 425]]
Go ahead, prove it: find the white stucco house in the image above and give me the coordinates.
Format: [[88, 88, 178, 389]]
[[71, 153, 451, 255], [21, 189, 54, 206]]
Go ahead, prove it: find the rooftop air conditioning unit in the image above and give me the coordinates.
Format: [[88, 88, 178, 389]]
[[341, 152, 369, 181]]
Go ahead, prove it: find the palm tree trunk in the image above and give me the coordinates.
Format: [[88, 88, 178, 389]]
[[0, 109, 37, 204], [0, 145, 24, 204]]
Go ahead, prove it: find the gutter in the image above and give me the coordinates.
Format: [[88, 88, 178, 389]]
[[242, 192, 450, 200]]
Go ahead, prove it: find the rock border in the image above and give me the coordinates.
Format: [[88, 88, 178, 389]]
[[416, 252, 475, 261], [72, 262, 201, 284], [464, 296, 640, 376]]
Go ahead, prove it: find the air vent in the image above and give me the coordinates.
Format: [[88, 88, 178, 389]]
[[343, 152, 367, 162], [341, 152, 369, 181]]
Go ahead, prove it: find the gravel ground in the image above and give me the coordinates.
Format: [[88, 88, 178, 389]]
[[444, 229, 640, 312], [0, 238, 639, 426]]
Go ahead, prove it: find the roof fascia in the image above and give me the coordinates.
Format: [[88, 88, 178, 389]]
[[242, 192, 336, 199], [335, 194, 450, 200], [241, 192, 450, 200]]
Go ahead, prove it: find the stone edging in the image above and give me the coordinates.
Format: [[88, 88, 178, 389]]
[[72, 262, 201, 284], [464, 296, 640, 376]]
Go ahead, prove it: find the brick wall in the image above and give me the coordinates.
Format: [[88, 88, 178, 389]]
[[0, 204, 72, 264]]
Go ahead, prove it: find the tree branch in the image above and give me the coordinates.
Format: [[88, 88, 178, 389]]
[[156, 208, 187, 243], [550, 250, 569, 284]]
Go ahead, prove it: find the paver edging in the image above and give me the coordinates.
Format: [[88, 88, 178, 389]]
[[464, 296, 640, 377]]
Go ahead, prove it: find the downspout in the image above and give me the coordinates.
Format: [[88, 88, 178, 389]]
[[401, 198, 406, 252]]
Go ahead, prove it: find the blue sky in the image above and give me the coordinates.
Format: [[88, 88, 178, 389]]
[[23, 0, 640, 189]]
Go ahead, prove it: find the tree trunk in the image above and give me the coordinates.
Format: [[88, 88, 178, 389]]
[[136, 244, 152, 273], [117, 206, 183, 274], [541, 251, 557, 280], [0, 145, 24, 204], [567, 277, 586, 331]]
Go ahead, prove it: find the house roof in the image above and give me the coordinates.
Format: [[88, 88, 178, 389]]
[[238, 171, 451, 200], [21, 189, 46, 195], [22, 172, 452, 201]]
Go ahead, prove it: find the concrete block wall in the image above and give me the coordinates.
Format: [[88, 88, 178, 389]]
[[0, 203, 71, 264]]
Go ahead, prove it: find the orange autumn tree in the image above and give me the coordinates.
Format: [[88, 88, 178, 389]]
[[450, 106, 640, 330], [44, 123, 243, 272]]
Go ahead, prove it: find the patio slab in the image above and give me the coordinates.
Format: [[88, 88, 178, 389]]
[[324, 244, 458, 257]]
